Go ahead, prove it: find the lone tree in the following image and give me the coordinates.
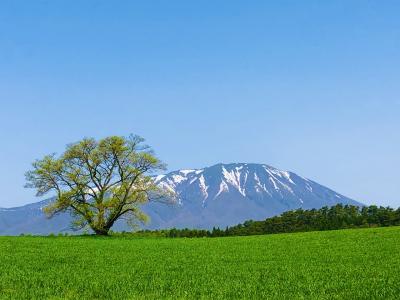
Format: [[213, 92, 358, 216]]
[[25, 135, 168, 235]]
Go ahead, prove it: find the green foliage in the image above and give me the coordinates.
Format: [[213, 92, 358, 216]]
[[1, 227, 400, 299], [223, 204, 400, 237], [25, 135, 169, 235], [128, 204, 400, 238]]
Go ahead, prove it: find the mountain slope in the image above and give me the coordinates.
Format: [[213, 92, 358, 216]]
[[0, 163, 362, 235], [0, 199, 71, 235], [142, 163, 360, 229]]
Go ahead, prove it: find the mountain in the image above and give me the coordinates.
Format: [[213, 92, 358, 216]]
[[0, 199, 71, 235], [0, 163, 362, 235]]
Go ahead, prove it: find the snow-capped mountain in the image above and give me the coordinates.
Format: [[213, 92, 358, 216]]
[[142, 163, 360, 229], [0, 163, 362, 235]]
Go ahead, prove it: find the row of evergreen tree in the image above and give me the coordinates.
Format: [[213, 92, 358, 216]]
[[127, 204, 400, 238]]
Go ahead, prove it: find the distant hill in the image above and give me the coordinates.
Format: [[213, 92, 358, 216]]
[[0, 163, 362, 235]]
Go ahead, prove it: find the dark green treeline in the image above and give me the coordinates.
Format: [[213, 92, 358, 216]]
[[121, 204, 400, 238]]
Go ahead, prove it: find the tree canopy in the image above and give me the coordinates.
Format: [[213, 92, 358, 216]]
[[127, 204, 400, 238], [25, 135, 169, 235]]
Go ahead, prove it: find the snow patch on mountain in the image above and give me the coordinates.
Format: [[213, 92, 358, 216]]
[[215, 180, 229, 199], [171, 174, 187, 184], [179, 169, 197, 176], [155, 175, 166, 182], [222, 166, 246, 196], [198, 175, 209, 201]]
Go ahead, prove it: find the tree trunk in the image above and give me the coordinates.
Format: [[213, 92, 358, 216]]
[[93, 228, 109, 236]]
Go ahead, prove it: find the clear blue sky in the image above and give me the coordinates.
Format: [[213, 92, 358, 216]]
[[0, 1, 399, 208]]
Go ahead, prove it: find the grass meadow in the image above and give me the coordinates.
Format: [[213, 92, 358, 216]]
[[1, 227, 399, 299]]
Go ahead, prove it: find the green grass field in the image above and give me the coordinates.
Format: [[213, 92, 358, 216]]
[[1, 227, 400, 299]]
